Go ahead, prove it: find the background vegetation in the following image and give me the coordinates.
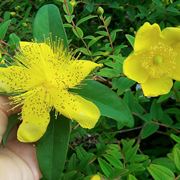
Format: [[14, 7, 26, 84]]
[[0, 0, 180, 179]]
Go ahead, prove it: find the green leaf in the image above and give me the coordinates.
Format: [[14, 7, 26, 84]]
[[153, 0, 163, 6], [170, 134, 180, 143], [150, 100, 164, 121], [72, 80, 134, 127], [97, 67, 120, 78], [103, 154, 123, 168], [147, 164, 175, 180], [110, 169, 129, 179], [74, 47, 91, 56], [88, 36, 103, 47], [112, 77, 135, 95], [152, 158, 177, 172], [96, 30, 108, 36], [8, 33, 20, 48], [104, 16, 112, 27], [33, 4, 68, 46], [125, 34, 135, 48], [123, 91, 144, 115], [140, 122, 159, 139], [63, 2, 73, 15], [76, 15, 97, 26], [62, 171, 78, 180], [124, 143, 139, 162], [67, 153, 77, 171], [110, 29, 122, 42], [72, 26, 84, 38], [128, 163, 146, 173], [98, 157, 113, 177], [166, 6, 180, 14], [0, 20, 11, 39], [157, 91, 172, 103], [64, 15, 74, 23], [64, 23, 73, 28], [128, 174, 138, 180], [173, 146, 180, 171], [37, 115, 71, 180]]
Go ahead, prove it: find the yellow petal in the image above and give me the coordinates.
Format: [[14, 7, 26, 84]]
[[19, 41, 58, 70], [0, 66, 33, 93], [141, 77, 173, 97], [19, 41, 43, 67], [53, 90, 100, 129], [171, 43, 180, 81], [134, 22, 161, 52], [162, 27, 180, 45], [17, 87, 50, 142], [123, 53, 149, 83], [57, 60, 102, 88]]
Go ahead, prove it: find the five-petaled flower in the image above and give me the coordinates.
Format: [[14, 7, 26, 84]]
[[0, 40, 102, 142], [123, 22, 180, 96]]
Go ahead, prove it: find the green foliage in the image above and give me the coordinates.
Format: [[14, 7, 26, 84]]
[[33, 4, 68, 46], [1, 0, 180, 180], [37, 115, 71, 180], [147, 164, 175, 180], [0, 20, 11, 39]]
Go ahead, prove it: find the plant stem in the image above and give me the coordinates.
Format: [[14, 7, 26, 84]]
[[63, 0, 92, 59], [100, 15, 114, 52], [152, 121, 180, 133]]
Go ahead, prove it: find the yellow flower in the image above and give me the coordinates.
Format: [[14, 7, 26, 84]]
[[90, 174, 101, 180], [123, 22, 180, 96], [0, 40, 102, 142]]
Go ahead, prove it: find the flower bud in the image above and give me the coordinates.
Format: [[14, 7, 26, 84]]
[[22, 22, 28, 27], [129, 27, 134, 32], [15, 5, 21, 11], [97, 7, 104, 15], [10, 12, 16, 17], [70, 0, 77, 7], [119, 6, 124, 11]]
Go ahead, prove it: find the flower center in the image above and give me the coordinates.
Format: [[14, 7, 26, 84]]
[[141, 42, 176, 78], [153, 55, 163, 65]]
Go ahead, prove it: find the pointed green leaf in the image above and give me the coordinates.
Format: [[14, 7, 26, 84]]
[[98, 158, 113, 177], [37, 115, 71, 180], [76, 15, 97, 26], [0, 20, 11, 39], [125, 34, 134, 48], [64, 15, 74, 23], [140, 122, 159, 139], [72, 26, 84, 38], [128, 174, 138, 180], [33, 4, 68, 46], [173, 146, 180, 171], [8, 33, 20, 48], [104, 16, 112, 27], [170, 134, 180, 143], [147, 164, 175, 180]]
